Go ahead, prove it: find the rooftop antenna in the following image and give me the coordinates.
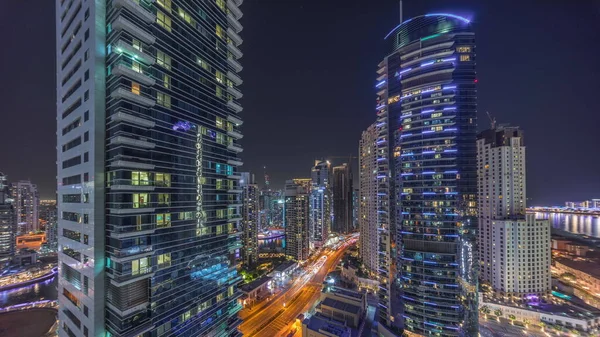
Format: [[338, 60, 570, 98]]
[[486, 111, 496, 129], [399, 0, 403, 23]]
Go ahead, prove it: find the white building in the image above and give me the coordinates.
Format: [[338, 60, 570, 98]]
[[477, 125, 551, 299], [310, 160, 331, 249], [358, 124, 378, 274], [13, 180, 39, 234]]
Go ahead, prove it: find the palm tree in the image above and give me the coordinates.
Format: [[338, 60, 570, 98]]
[[508, 314, 516, 325], [494, 309, 503, 318], [480, 305, 491, 319], [523, 318, 530, 327]]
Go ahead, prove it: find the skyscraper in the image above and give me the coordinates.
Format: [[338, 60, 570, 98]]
[[332, 163, 353, 234], [477, 125, 550, 300], [56, 0, 244, 336], [284, 179, 310, 261], [241, 172, 259, 267], [382, 14, 478, 335], [13, 180, 39, 234], [358, 125, 378, 274], [310, 160, 331, 248], [0, 173, 15, 265]]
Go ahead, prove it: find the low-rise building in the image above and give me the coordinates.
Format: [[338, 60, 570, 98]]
[[554, 257, 600, 295], [270, 260, 298, 283], [240, 276, 273, 307], [317, 287, 365, 329], [302, 314, 352, 337]]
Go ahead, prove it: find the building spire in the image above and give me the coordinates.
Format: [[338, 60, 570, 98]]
[[399, 0, 403, 23]]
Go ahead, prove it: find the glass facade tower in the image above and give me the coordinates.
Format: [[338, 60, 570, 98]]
[[379, 14, 478, 336], [56, 0, 244, 336]]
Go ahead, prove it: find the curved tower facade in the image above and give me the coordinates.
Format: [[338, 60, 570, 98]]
[[377, 14, 478, 336]]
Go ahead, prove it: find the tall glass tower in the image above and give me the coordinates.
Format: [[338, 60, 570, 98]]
[[56, 0, 244, 336], [378, 14, 478, 336]]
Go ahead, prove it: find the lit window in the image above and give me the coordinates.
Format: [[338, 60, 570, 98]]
[[157, 213, 171, 228], [178, 8, 196, 26], [216, 24, 224, 39], [215, 70, 224, 84], [456, 46, 471, 53], [131, 82, 140, 95], [132, 257, 150, 275], [158, 193, 170, 206], [432, 112, 443, 118], [132, 171, 150, 185], [216, 86, 223, 98], [216, 117, 225, 130], [132, 61, 142, 73], [133, 193, 148, 208], [216, 0, 226, 11], [157, 92, 171, 108], [157, 51, 171, 70], [163, 74, 170, 88], [155, 173, 171, 187], [132, 39, 142, 51], [157, 0, 172, 13], [216, 209, 226, 219], [460, 54, 471, 62], [197, 57, 209, 71], [157, 11, 172, 32], [158, 253, 171, 268], [216, 179, 224, 190]]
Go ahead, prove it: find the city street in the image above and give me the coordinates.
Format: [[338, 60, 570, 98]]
[[239, 239, 354, 337]]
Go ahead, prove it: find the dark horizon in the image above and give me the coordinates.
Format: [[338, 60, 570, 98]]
[[2, 0, 599, 205]]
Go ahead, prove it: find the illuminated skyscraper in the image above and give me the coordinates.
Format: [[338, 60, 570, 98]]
[[13, 180, 39, 234], [56, 0, 244, 335], [477, 126, 550, 300], [284, 179, 310, 261], [332, 163, 353, 234], [310, 160, 331, 248], [379, 13, 478, 335], [358, 125, 378, 274], [241, 172, 259, 267], [0, 173, 15, 265]]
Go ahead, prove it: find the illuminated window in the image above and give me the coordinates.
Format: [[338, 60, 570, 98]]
[[216, 209, 226, 219], [216, 24, 225, 39], [216, 179, 224, 190], [216, 224, 223, 235], [215, 70, 224, 84], [178, 8, 196, 26], [197, 57, 209, 71], [155, 173, 171, 187], [132, 257, 150, 275], [158, 253, 171, 268], [432, 112, 443, 118], [157, 51, 171, 70], [216, 0, 226, 11], [133, 193, 148, 208], [157, 213, 171, 228], [456, 46, 471, 53], [216, 86, 223, 98], [216, 292, 224, 302], [216, 117, 225, 130], [460, 54, 471, 62], [132, 39, 142, 51], [132, 61, 142, 73], [157, 0, 171, 12], [161, 74, 170, 89], [157, 11, 172, 32], [132, 171, 150, 185], [131, 82, 140, 95], [158, 193, 170, 206], [157, 92, 171, 108]]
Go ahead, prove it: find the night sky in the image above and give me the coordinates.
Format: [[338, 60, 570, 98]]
[[2, 0, 599, 205]]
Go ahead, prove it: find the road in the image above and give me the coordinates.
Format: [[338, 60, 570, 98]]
[[239, 239, 355, 337]]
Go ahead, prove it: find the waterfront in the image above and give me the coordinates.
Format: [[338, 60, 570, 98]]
[[534, 211, 600, 238], [0, 275, 57, 308]]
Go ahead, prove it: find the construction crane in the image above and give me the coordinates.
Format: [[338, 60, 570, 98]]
[[486, 111, 496, 129]]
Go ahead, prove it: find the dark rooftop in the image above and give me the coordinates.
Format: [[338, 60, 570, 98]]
[[240, 276, 272, 293], [321, 297, 361, 315]]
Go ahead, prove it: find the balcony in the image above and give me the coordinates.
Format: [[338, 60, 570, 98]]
[[109, 207, 156, 215], [108, 270, 154, 286], [227, 0, 243, 20], [227, 55, 243, 72], [110, 245, 153, 262], [113, 0, 156, 23], [231, 0, 243, 6], [109, 179, 155, 191], [110, 135, 156, 149], [227, 85, 243, 99], [114, 40, 155, 65], [112, 63, 155, 86], [227, 159, 243, 167], [227, 41, 243, 59], [228, 173, 242, 180], [228, 215, 243, 222], [111, 111, 155, 128], [109, 160, 155, 170], [227, 129, 243, 139], [227, 12, 243, 33], [227, 114, 243, 126], [111, 87, 156, 107], [227, 100, 243, 113], [227, 27, 243, 46], [228, 188, 243, 194], [377, 65, 386, 75], [376, 73, 386, 81], [227, 144, 243, 153], [110, 228, 155, 239], [106, 301, 149, 318], [111, 16, 155, 44], [227, 71, 243, 86]]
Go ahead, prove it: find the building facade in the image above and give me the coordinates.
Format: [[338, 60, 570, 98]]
[[310, 161, 331, 248], [332, 163, 353, 234], [381, 14, 479, 335], [241, 172, 259, 268], [0, 173, 15, 265], [13, 180, 39, 234], [56, 0, 244, 336], [358, 124, 378, 274], [284, 179, 310, 261]]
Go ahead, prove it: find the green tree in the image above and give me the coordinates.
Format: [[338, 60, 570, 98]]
[[494, 309, 503, 318], [508, 314, 516, 325]]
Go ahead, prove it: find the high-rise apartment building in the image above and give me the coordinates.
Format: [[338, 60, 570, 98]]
[[332, 163, 353, 234], [380, 14, 479, 335], [13, 180, 39, 234], [56, 0, 244, 336], [358, 125, 378, 274], [310, 160, 331, 248], [284, 179, 310, 261], [241, 172, 259, 267], [477, 126, 550, 300], [0, 173, 15, 265]]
